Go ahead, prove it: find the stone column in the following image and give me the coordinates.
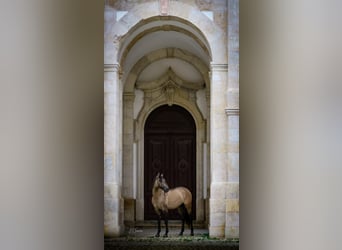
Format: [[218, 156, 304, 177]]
[[104, 64, 124, 236], [123, 92, 135, 224], [209, 63, 228, 238], [225, 0, 239, 239], [225, 109, 239, 238]]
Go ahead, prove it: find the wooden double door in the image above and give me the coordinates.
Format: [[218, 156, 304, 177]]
[[144, 105, 196, 220]]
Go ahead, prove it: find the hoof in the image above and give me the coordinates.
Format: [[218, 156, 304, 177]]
[[178, 232, 183, 236], [190, 233, 194, 236], [163, 234, 168, 238], [155, 234, 160, 238]]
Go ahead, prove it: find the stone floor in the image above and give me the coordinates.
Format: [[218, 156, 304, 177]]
[[104, 227, 239, 250], [126, 226, 208, 237]]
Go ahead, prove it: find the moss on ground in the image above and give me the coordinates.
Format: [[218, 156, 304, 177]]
[[121, 234, 239, 243]]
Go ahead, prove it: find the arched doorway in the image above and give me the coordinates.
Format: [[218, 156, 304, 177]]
[[144, 104, 196, 220]]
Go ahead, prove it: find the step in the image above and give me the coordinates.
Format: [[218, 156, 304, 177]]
[[125, 220, 207, 228]]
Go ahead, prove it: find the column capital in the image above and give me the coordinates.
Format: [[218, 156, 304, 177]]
[[104, 64, 123, 79], [123, 92, 135, 102], [225, 108, 239, 116], [210, 63, 228, 72], [104, 63, 118, 72]]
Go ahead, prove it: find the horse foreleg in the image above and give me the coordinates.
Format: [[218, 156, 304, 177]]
[[163, 211, 169, 237], [155, 212, 161, 237]]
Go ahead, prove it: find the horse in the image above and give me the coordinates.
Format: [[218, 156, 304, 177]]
[[151, 172, 194, 237]]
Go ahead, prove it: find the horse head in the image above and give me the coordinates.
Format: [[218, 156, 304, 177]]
[[154, 173, 170, 192]]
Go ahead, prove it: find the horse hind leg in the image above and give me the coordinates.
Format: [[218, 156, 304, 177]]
[[189, 215, 194, 236], [184, 204, 194, 236], [177, 204, 186, 236]]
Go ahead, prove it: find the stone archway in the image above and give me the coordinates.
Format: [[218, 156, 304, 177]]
[[129, 69, 208, 223], [118, 14, 211, 226]]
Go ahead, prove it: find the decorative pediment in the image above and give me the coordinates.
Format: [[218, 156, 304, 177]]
[[135, 67, 204, 106], [136, 67, 204, 91]]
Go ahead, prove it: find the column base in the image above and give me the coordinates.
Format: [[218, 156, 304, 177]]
[[225, 226, 239, 239], [209, 225, 225, 238], [104, 224, 125, 237]]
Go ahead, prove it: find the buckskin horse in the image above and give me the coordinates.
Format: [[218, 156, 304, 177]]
[[151, 173, 194, 237]]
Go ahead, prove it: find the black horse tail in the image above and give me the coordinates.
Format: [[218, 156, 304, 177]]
[[179, 203, 191, 226]]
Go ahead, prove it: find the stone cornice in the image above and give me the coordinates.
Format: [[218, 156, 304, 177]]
[[225, 108, 239, 116]]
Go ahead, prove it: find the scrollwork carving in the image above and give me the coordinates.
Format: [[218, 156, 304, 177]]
[[164, 82, 175, 106]]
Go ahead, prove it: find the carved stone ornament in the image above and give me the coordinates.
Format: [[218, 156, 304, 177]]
[[136, 67, 203, 91], [136, 67, 204, 106], [113, 35, 122, 49], [160, 0, 169, 16], [195, 0, 212, 10], [164, 80, 176, 106]]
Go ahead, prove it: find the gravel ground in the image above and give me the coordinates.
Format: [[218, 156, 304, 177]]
[[104, 228, 239, 250]]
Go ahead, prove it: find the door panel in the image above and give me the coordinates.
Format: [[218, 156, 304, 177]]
[[173, 136, 195, 190], [144, 105, 196, 220], [144, 135, 170, 220]]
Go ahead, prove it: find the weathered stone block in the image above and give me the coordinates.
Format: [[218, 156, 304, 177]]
[[227, 90, 239, 109], [104, 198, 119, 226], [135, 199, 144, 221], [226, 199, 239, 213], [104, 170, 115, 185], [228, 115, 239, 128], [210, 212, 226, 227], [124, 199, 135, 222], [209, 225, 225, 238], [226, 182, 239, 199], [104, 183, 120, 199], [226, 212, 239, 227], [104, 92, 116, 106], [104, 114, 115, 129], [104, 130, 115, 154], [228, 153, 239, 182], [211, 166, 227, 183], [210, 182, 226, 198], [225, 226, 239, 239], [228, 128, 239, 143], [210, 199, 226, 213]]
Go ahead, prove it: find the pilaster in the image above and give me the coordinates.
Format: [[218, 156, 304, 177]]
[[209, 63, 228, 238], [225, 108, 239, 238], [225, 0, 239, 239], [104, 64, 124, 237], [123, 92, 135, 223]]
